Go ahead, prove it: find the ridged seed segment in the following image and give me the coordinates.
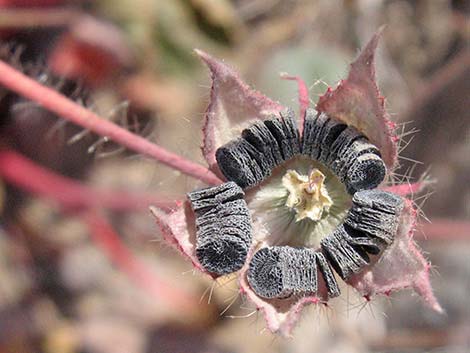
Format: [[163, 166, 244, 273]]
[[197, 222, 252, 246], [187, 181, 244, 215], [342, 224, 383, 255], [187, 182, 253, 275], [301, 108, 318, 156], [196, 236, 248, 275], [234, 138, 272, 179], [334, 138, 380, 181], [345, 209, 399, 244], [241, 120, 283, 167], [216, 138, 268, 188], [217, 113, 302, 188], [264, 118, 294, 161], [326, 126, 364, 168], [312, 115, 341, 161], [318, 119, 347, 163], [320, 226, 370, 280], [280, 108, 301, 155], [345, 153, 386, 194], [315, 252, 341, 298], [247, 247, 284, 299], [301, 111, 329, 159], [351, 189, 404, 214], [280, 247, 318, 294], [248, 246, 339, 299], [345, 190, 404, 245]]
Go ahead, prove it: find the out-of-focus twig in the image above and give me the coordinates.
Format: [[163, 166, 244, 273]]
[[0, 7, 79, 29], [417, 218, 470, 241], [0, 149, 176, 211], [0, 60, 223, 186], [406, 49, 470, 122], [83, 211, 199, 312], [369, 325, 470, 350], [0, 148, 200, 312]]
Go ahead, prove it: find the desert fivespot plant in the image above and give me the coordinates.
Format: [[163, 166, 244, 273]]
[[0, 29, 442, 338], [148, 30, 442, 336], [150, 30, 441, 336]]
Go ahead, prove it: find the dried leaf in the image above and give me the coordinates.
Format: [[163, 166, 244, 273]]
[[347, 199, 442, 312], [195, 50, 284, 171], [316, 29, 398, 169]]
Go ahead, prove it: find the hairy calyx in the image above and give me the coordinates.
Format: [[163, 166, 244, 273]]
[[282, 168, 333, 222]]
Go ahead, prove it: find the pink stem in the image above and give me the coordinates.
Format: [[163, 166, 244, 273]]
[[417, 219, 470, 241], [0, 7, 79, 29], [83, 211, 199, 312], [382, 182, 427, 196], [281, 74, 309, 135], [0, 149, 176, 211], [0, 59, 222, 186]]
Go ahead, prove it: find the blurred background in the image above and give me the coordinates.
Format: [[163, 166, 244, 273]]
[[0, 0, 468, 352]]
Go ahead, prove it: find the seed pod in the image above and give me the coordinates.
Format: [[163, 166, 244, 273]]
[[264, 118, 294, 161], [196, 211, 252, 234], [247, 247, 285, 299], [345, 153, 386, 194], [241, 141, 273, 180], [187, 181, 244, 215], [321, 226, 369, 280], [188, 182, 253, 275], [326, 126, 364, 169], [301, 111, 329, 159], [351, 189, 404, 215], [345, 190, 404, 245], [248, 246, 339, 299], [197, 220, 252, 245], [315, 252, 341, 298], [342, 224, 383, 255], [333, 138, 380, 181], [280, 247, 318, 294], [318, 119, 347, 163], [216, 138, 267, 188], [196, 236, 249, 275], [196, 206, 252, 245], [242, 120, 283, 167], [345, 210, 399, 244], [280, 108, 301, 155], [304, 114, 347, 163], [301, 108, 318, 156], [248, 246, 318, 299]]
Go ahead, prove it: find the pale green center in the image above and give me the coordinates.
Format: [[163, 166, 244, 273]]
[[247, 157, 351, 248], [282, 169, 333, 222]]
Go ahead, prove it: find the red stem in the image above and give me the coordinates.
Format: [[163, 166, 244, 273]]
[[83, 211, 199, 312], [417, 219, 470, 241], [0, 59, 222, 186], [281, 74, 309, 135], [0, 149, 176, 211], [382, 182, 426, 196], [0, 149, 197, 310], [0, 8, 79, 29]]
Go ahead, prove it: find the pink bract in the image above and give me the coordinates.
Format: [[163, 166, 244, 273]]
[[317, 28, 398, 169], [195, 49, 284, 172]]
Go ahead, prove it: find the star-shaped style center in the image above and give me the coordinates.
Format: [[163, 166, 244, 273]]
[[282, 168, 333, 222]]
